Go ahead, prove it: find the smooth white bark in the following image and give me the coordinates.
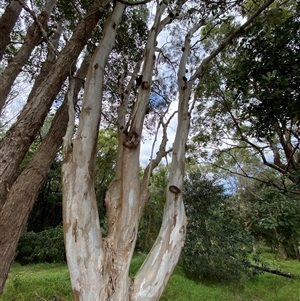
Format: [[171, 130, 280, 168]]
[[62, 3, 125, 300]]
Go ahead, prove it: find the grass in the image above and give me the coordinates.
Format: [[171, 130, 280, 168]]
[[1, 253, 300, 301], [0, 263, 73, 301]]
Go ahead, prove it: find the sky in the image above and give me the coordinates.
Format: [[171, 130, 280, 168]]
[[140, 99, 179, 166]]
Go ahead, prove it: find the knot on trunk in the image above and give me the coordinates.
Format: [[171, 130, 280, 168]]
[[123, 131, 140, 149], [169, 185, 181, 195]]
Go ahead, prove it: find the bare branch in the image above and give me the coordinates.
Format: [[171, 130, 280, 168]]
[[17, 0, 59, 56], [210, 162, 299, 195]]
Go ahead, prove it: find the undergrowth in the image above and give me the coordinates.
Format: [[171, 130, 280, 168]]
[[1, 253, 300, 301]]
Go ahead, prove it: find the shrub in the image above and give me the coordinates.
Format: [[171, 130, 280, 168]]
[[181, 171, 257, 283], [16, 226, 65, 264]]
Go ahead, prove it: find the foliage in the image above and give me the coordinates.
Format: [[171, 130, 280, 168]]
[[16, 226, 65, 265], [191, 2, 300, 196], [181, 169, 256, 283], [227, 5, 300, 138], [0, 0, 286, 297], [26, 159, 63, 232], [136, 165, 168, 253], [238, 178, 300, 259], [95, 129, 118, 234]]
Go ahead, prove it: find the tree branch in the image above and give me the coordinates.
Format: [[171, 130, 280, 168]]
[[190, 0, 276, 82], [210, 162, 299, 195], [116, 0, 153, 6], [17, 0, 59, 56], [249, 264, 299, 279]]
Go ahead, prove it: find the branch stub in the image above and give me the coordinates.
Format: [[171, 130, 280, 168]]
[[169, 185, 181, 195]]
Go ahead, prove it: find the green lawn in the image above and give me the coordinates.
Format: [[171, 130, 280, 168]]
[[1, 253, 300, 301]]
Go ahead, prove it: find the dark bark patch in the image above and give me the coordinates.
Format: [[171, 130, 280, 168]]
[[73, 289, 80, 301], [142, 81, 149, 89], [72, 219, 78, 243], [135, 75, 143, 87], [123, 131, 140, 149], [169, 185, 181, 195], [169, 11, 174, 18]]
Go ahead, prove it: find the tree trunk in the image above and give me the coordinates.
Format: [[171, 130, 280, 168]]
[[0, 0, 110, 209], [62, 0, 191, 298], [27, 22, 63, 101], [62, 3, 126, 300], [0, 57, 89, 295], [0, 0, 23, 62], [272, 227, 288, 260], [0, 0, 57, 114], [249, 263, 298, 278]]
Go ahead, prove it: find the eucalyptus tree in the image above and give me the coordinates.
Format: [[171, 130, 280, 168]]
[[0, 0, 276, 299], [62, 0, 276, 299], [0, 0, 140, 292]]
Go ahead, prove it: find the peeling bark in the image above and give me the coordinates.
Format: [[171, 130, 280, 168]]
[[62, 3, 126, 300], [61, 0, 276, 299], [0, 0, 278, 298]]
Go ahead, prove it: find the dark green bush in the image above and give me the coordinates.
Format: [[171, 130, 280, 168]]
[[16, 226, 65, 265], [181, 171, 258, 283]]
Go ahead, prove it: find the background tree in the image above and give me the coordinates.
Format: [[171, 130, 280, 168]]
[[237, 174, 300, 260], [136, 164, 167, 253], [181, 168, 256, 283], [192, 1, 300, 192]]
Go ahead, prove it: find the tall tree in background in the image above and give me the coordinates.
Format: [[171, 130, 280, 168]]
[[192, 1, 300, 191], [0, 0, 277, 299]]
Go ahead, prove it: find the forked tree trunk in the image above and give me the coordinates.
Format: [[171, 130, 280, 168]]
[[62, 0, 189, 299], [61, 0, 277, 299]]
